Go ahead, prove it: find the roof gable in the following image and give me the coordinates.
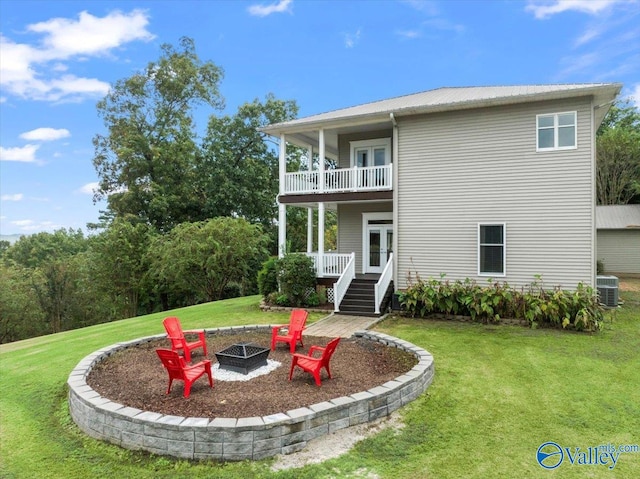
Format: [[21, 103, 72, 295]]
[[263, 83, 622, 135]]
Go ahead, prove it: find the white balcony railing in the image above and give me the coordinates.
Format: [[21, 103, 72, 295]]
[[283, 165, 392, 195], [333, 253, 356, 312], [374, 253, 393, 315], [306, 252, 353, 277]]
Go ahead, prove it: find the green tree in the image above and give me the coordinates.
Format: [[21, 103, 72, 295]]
[[3, 228, 87, 269], [0, 264, 45, 343], [31, 260, 78, 334], [92, 37, 224, 232], [150, 218, 268, 303], [90, 218, 156, 318], [198, 94, 298, 229], [596, 99, 640, 205]]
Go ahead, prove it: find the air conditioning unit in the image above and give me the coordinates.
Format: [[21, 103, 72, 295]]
[[597, 285, 619, 308], [597, 275, 619, 288]]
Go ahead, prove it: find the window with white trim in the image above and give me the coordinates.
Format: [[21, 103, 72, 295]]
[[478, 223, 506, 276], [350, 138, 391, 167], [536, 112, 577, 151]]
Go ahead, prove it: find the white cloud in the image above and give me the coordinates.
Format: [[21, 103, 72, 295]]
[[19, 127, 70, 141], [396, 30, 422, 39], [12, 219, 34, 227], [344, 29, 362, 48], [0, 144, 40, 162], [1, 194, 23, 202], [79, 182, 99, 195], [28, 10, 154, 58], [526, 0, 621, 19], [574, 26, 603, 47], [0, 10, 154, 102], [248, 0, 293, 17]]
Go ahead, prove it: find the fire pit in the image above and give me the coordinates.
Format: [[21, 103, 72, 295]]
[[215, 342, 270, 374]]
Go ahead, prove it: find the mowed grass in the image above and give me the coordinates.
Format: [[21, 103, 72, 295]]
[[1, 286, 639, 479]]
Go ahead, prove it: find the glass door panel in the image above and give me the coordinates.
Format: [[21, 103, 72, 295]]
[[369, 229, 381, 268]]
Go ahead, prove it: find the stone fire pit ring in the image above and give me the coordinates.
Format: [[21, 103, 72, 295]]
[[68, 325, 435, 461]]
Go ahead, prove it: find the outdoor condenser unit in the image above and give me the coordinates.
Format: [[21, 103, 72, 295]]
[[597, 285, 619, 308], [596, 276, 619, 308], [596, 275, 619, 288]]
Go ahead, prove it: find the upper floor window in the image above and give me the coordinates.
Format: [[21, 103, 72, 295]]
[[478, 223, 506, 276], [350, 138, 391, 167], [536, 112, 577, 151]]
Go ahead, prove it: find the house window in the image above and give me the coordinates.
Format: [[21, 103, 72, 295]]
[[350, 138, 391, 167], [536, 112, 577, 151], [478, 223, 506, 276]]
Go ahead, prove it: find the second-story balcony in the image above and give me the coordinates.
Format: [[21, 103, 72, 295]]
[[283, 164, 392, 195]]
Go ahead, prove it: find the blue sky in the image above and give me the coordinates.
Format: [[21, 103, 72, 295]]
[[1, 0, 638, 235]]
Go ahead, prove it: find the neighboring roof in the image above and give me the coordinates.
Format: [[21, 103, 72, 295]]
[[262, 83, 622, 135], [597, 205, 640, 229]]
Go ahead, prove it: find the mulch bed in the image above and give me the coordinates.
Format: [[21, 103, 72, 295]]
[[86, 330, 418, 419]]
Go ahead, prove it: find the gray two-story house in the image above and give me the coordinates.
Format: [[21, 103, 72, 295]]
[[262, 84, 622, 315]]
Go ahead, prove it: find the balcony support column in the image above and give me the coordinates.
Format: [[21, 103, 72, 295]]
[[307, 208, 313, 253], [318, 128, 325, 193], [318, 202, 325, 276], [278, 203, 286, 258], [279, 133, 286, 195], [307, 145, 314, 253]]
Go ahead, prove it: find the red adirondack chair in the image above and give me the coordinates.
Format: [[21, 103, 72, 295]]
[[271, 309, 308, 353], [163, 316, 207, 362], [289, 337, 341, 386], [156, 348, 213, 398]]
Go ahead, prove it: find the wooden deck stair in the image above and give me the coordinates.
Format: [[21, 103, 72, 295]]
[[337, 275, 393, 317]]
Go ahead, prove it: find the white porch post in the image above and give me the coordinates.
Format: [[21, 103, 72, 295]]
[[278, 134, 287, 257], [278, 203, 286, 258], [318, 202, 325, 276], [307, 145, 313, 253], [318, 128, 325, 193]]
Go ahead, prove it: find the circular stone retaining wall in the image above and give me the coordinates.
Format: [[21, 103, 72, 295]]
[[68, 325, 435, 461]]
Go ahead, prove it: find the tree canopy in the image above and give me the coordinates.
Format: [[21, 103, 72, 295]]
[[92, 37, 225, 232], [596, 99, 640, 205]]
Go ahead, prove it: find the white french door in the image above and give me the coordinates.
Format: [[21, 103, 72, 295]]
[[363, 212, 393, 274]]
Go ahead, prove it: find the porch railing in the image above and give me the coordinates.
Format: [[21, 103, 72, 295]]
[[333, 252, 356, 312], [283, 164, 392, 195], [306, 252, 353, 277], [374, 253, 393, 315]]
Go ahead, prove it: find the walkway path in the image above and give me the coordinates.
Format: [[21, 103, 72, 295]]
[[304, 313, 386, 338]]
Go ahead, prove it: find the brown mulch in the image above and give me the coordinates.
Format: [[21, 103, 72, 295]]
[[86, 330, 417, 419]]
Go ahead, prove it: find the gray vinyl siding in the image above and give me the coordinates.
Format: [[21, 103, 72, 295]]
[[396, 97, 595, 290], [337, 129, 393, 168], [337, 201, 393, 274], [597, 230, 640, 274]]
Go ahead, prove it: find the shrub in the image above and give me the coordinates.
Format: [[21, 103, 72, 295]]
[[257, 257, 279, 298], [306, 292, 320, 307], [222, 282, 241, 299], [275, 294, 289, 306], [276, 254, 317, 307], [400, 276, 603, 331]]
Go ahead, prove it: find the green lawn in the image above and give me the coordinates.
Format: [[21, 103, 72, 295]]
[[1, 290, 639, 479]]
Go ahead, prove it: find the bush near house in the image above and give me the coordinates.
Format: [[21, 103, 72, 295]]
[[399, 276, 603, 331], [259, 254, 321, 307]]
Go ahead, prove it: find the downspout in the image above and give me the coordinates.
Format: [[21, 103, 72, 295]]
[[390, 113, 399, 296], [590, 100, 597, 287]]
